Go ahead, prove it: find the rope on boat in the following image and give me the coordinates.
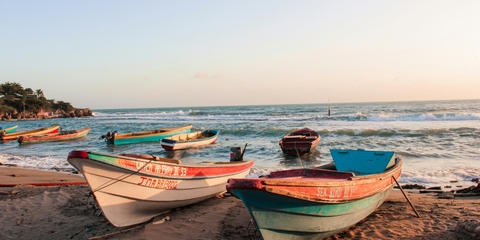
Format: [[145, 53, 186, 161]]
[[294, 142, 306, 168], [91, 158, 154, 193], [0, 181, 87, 187]]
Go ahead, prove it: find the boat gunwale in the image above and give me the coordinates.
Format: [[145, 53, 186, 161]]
[[161, 129, 220, 144], [115, 124, 193, 139], [70, 151, 254, 180]]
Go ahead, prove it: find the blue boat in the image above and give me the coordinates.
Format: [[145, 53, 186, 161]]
[[226, 149, 402, 239]]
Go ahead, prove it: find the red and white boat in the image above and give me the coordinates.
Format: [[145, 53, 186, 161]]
[[67, 150, 254, 227]]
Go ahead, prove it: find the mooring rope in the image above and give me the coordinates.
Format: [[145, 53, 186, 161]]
[[91, 158, 154, 193], [294, 141, 306, 168]]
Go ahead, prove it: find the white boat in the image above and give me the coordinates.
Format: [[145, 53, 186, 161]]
[[160, 129, 220, 151], [67, 150, 253, 227]]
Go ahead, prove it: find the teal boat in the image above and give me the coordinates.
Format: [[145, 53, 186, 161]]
[[100, 124, 193, 145], [0, 125, 18, 134], [227, 149, 402, 239]]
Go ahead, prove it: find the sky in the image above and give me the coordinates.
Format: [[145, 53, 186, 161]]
[[1, 1, 479, 109]]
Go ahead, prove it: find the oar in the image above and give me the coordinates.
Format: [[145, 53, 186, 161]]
[[392, 176, 420, 218]]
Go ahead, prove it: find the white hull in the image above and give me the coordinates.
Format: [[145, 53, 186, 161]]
[[69, 157, 250, 227], [161, 130, 219, 151]]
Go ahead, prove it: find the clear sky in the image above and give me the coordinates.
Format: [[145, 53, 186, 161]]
[[1, 1, 479, 109]]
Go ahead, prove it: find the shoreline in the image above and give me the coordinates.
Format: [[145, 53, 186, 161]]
[[1, 166, 479, 240]]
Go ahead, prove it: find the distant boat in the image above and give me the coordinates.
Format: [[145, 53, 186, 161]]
[[67, 150, 254, 227], [17, 128, 91, 145], [100, 124, 193, 145], [279, 127, 320, 156], [227, 149, 402, 240], [160, 129, 220, 151], [0, 124, 60, 142], [0, 125, 18, 134]]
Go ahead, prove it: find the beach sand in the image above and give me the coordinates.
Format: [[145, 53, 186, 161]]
[[1, 166, 479, 240]]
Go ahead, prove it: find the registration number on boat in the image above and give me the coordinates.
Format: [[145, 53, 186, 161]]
[[138, 176, 178, 189]]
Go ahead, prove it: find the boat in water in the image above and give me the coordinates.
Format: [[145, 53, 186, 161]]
[[18, 128, 91, 144], [160, 129, 220, 151], [0, 125, 18, 134], [100, 124, 193, 145], [67, 150, 254, 227], [279, 127, 320, 156], [0, 124, 60, 142], [227, 149, 402, 239]]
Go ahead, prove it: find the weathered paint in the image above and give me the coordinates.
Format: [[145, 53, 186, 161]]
[[330, 149, 395, 175], [230, 188, 392, 239], [279, 128, 321, 156], [0, 124, 60, 142], [226, 151, 402, 240], [105, 124, 193, 145], [82, 151, 254, 179], [67, 150, 254, 227], [17, 128, 91, 144]]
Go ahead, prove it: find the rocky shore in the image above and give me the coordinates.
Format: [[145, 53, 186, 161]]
[[0, 108, 93, 121]]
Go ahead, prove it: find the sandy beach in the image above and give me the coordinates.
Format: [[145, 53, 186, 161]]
[[1, 166, 479, 240]]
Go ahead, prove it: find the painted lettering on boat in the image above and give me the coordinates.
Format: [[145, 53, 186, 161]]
[[134, 161, 187, 176], [317, 186, 355, 198], [138, 176, 178, 189]]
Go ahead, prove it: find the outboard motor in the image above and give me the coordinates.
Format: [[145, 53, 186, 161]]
[[230, 143, 248, 161], [230, 147, 243, 161]]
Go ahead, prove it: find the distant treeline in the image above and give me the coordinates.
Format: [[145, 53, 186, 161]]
[[0, 82, 91, 120]]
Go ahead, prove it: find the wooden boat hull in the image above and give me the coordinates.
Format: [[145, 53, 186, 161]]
[[67, 151, 254, 227], [232, 188, 392, 239], [0, 124, 60, 142], [279, 128, 321, 156], [160, 129, 220, 151], [0, 125, 18, 134], [227, 151, 402, 239], [18, 128, 91, 144], [101, 124, 193, 145]]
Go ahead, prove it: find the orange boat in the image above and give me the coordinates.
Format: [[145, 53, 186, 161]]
[[0, 124, 60, 142], [18, 128, 90, 145]]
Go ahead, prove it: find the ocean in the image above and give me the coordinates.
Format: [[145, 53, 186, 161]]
[[1, 99, 479, 188]]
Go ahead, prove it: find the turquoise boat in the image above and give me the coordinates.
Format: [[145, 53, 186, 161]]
[[100, 124, 193, 145], [0, 125, 18, 134], [227, 149, 402, 239]]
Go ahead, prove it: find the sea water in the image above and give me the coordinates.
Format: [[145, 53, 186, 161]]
[[1, 99, 479, 187]]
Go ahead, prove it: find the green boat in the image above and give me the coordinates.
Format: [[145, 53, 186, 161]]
[[100, 124, 193, 145], [0, 125, 18, 134]]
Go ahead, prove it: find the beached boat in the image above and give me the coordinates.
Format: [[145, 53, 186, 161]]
[[227, 149, 402, 240], [17, 128, 91, 145], [279, 127, 321, 156], [160, 129, 220, 151], [100, 124, 193, 145], [67, 150, 254, 227], [0, 125, 18, 134], [0, 124, 60, 142]]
